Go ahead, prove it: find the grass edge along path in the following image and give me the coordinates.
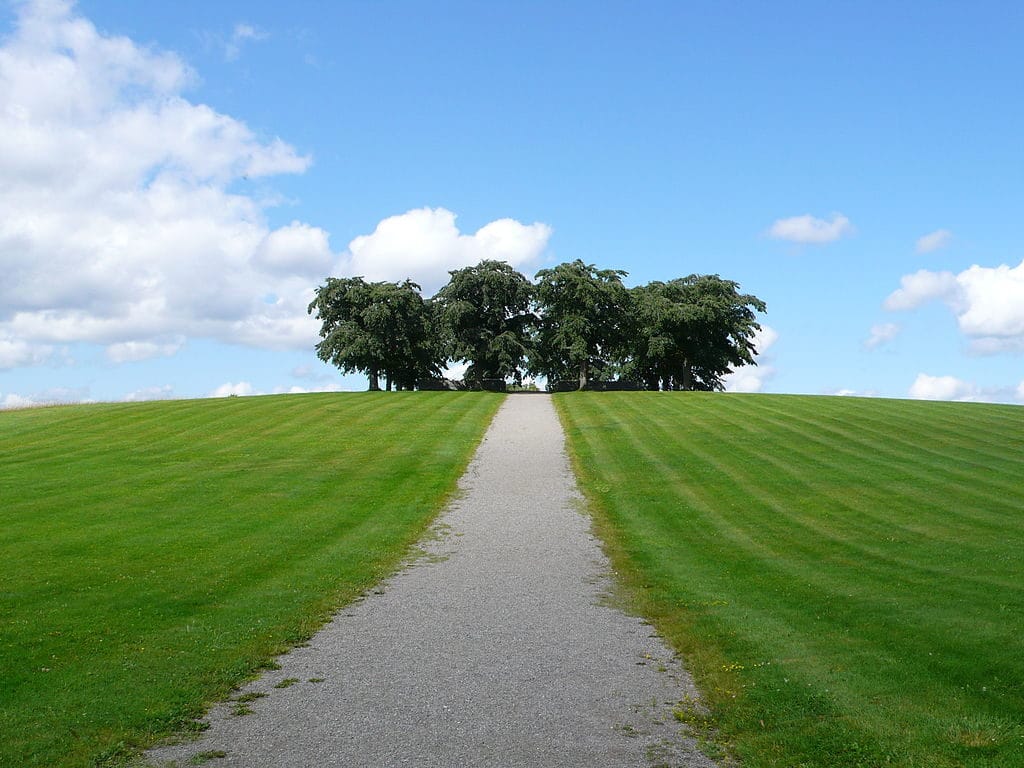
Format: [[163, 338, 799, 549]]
[[0, 392, 503, 768], [555, 392, 1024, 768]]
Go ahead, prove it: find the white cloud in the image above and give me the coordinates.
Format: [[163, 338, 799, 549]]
[[210, 381, 256, 397], [724, 365, 774, 393], [0, 385, 92, 409], [864, 322, 900, 350], [225, 23, 268, 62], [1017, 381, 1024, 402], [767, 213, 853, 244], [909, 373, 979, 401], [883, 269, 958, 311], [886, 259, 1024, 353], [342, 207, 552, 295], [956, 261, 1024, 339], [123, 384, 175, 402], [0, 0, 323, 364], [915, 228, 952, 254], [1, 393, 40, 410], [0, 334, 53, 369], [724, 325, 777, 393], [254, 221, 334, 277], [271, 383, 345, 394], [443, 361, 469, 382], [106, 337, 184, 363]]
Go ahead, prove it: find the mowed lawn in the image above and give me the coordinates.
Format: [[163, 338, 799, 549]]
[[0, 392, 502, 768], [556, 392, 1024, 768]]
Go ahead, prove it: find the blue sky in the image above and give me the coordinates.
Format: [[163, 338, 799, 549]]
[[2, 0, 1024, 406]]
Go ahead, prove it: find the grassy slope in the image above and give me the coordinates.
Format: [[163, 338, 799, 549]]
[[556, 392, 1024, 768], [0, 392, 503, 768]]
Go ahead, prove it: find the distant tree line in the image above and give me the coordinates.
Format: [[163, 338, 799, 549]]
[[308, 259, 766, 392]]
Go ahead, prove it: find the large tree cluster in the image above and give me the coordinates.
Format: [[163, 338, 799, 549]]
[[309, 259, 766, 391]]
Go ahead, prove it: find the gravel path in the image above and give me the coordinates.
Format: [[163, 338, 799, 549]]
[[148, 395, 715, 767]]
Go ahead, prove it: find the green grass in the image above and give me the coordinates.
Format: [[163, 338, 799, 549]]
[[0, 392, 502, 768], [556, 392, 1024, 768]]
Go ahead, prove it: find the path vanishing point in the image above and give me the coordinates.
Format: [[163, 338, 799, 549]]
[[148, 395, 717, 767]]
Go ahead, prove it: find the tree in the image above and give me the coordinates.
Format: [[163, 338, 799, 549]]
[[531, 260, 630, 390], [433, 260, 535, 385], [308, 277, 442, 391], [626, 275, 766, 391]]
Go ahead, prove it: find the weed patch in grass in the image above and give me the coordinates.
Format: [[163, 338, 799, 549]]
[[189, 751, 228, 765]]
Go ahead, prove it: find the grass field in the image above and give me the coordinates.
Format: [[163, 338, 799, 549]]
[[0, 392, 502, 768], [556, 392, 1024, 768]]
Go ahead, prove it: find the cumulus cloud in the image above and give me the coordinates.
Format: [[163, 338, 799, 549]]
[[0, 3, 553, 375], [864, 322, 900, 350], [0, 0, 322, 361], [909, 373, 979, 401], [828, 388, 874, 398], [210, 381, 256, 397], [342, 207, 552, 295], [0, 385, 92, 409], [106, 337, 184, 363], [915, 228, 952, 254], [724, 325, 778, 393], [886, 260, 1024, 353], [1017, 381, 1024, 402], [254, 222, 334, 277], [883, 269, 959, 311], [767, 213, 853, 244], [272, 383, 345, 394], [0, 334, 53, 369], [123, 384, 175, 402]]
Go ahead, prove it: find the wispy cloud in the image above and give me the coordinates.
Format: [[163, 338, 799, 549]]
[[915, 228, 952, 254], [225, 23, 268, 62], [767, 213, 853, 244], [863, 323, 900, 350]]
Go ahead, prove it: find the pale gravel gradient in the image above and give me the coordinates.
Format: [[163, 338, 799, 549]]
[[148, 395, 716, 767]]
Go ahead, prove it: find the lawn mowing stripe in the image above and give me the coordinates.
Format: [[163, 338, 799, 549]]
[[727, 395, 1024, 502], [0, 392, 503, 768], [697, 397, 1024, 549], [556, 392, 1024, 768]]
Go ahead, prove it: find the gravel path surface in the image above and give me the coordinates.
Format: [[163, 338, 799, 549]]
[[148, 395, 715, 767]]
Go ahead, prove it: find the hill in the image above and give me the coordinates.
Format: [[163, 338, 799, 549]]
[[556, 392, 1024, 768], [0, 392, 502, 768]]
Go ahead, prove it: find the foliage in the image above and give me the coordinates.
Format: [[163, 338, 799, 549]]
[[0, 392, 502, 768], [626, 275, 766, 390], [308, 277, 442, 390], [433, 260, 535, 384], [531, 259, 630, 389], [308, 259, 764, 391], [557, 392, 1024, 768]]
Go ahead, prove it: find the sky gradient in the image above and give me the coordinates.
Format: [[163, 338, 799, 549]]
[[2, 0, 1024, 406]]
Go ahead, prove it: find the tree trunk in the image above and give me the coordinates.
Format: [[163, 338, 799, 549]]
[[578, 359, 588, 390], [680, 365, 694, 391], [368, 368, 380, 391]]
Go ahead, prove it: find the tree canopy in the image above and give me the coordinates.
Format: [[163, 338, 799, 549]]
[[433, 260, 535, 384], [531, 260, 630, 390], [626, 275, 766, 391], [309, 259, 766, 391], [307, 277, 441, 391]]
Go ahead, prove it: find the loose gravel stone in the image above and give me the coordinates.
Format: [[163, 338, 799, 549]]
[[147, 394, 716, 768]]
